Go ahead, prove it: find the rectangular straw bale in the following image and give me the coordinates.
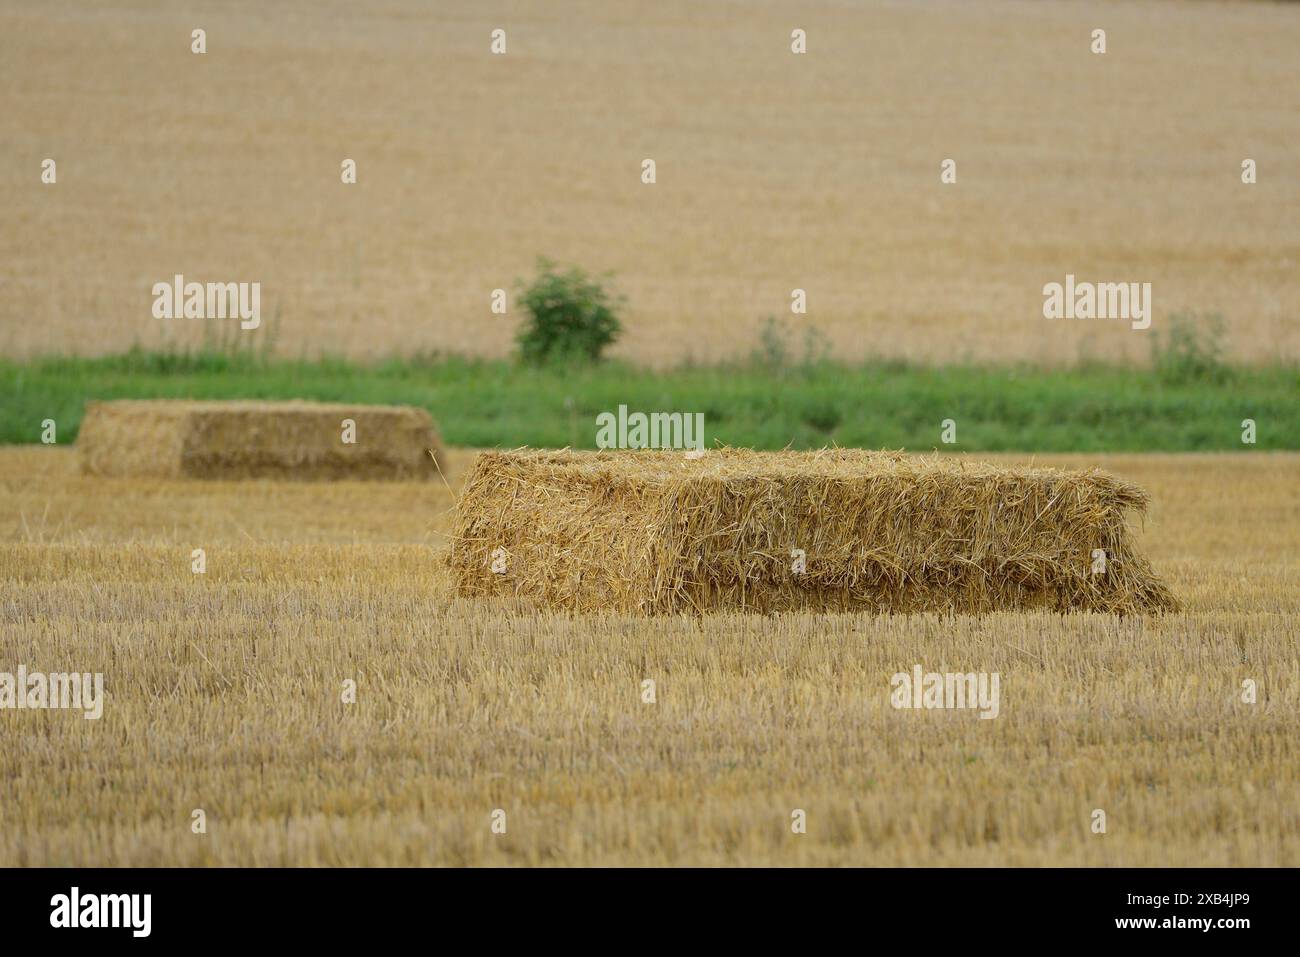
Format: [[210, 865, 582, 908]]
[[448, 448, 1178, 615], [78, 400, 440, 480]]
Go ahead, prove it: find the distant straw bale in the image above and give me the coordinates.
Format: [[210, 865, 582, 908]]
[[449, 448, 1178, 615], [78, 400, 439, 480]]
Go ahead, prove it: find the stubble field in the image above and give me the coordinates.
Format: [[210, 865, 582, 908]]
[[1, 447, 1295, 866]]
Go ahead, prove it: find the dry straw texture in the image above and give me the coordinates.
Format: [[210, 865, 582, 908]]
[[78, 400, 439, 481], [450, 448, 1178, 615]]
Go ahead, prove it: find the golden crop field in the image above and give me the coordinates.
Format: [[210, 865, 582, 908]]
[[2, 0, 1298, 366], [1, 447, 1296, 866]]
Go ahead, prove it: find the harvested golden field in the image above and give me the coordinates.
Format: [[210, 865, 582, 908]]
[[1, 447, 1296, 866], [2, 0, 1297, 367]]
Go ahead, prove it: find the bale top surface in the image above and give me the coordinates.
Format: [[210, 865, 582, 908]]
[[85, 399, 424, 416], [477, 447, 1146, 496]]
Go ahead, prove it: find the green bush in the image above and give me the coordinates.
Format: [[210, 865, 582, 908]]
[[750, 316, 790, 371], [748, 316, 832, 375], [799, 396, 842, 433], [1151, 313, 1230, 385], [515, 260, 623, 364]]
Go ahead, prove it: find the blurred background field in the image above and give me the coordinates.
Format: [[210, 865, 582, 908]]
[[1, 0, 1296, 367]]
